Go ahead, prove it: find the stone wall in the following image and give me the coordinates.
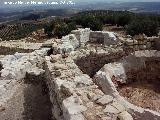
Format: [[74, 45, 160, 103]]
[[44, 54, 134, 120], [89, 31, 118, 45], [0, 48, 50, 80], [93, 50, 160, 119], [152, 37, 160, 50], [123, 36, 160, 51], [74, 51, 125, 77], [59, 34, 80, 53], [71, 28, 91, 46], [0, 48, 51, 114], [52, 29, 119, 54], [127, 59, 160, 82], [1, 28, 159, 120]]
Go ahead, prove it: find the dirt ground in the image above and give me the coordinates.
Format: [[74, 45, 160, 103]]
[[0, 46, 33, 55], [103, 25, 126, 37], [119, 82, 160, 112], [0, 81, 52, 120]]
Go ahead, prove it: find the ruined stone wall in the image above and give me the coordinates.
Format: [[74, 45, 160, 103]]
[[71, 28, 90, 46], [43, 54, 135, 120], [125, 58, 160, 85], [123, 37, 160, 51], [74, 51, 125, 77], [93, 50, 160, 119], [52, 29, 120, 55], [116, 50, 160, 84], [89, 32, 104, 44], [89, 31, 118, 45], [0, 48, 51, 119], [1, 28, 160, 120], [152, 37, 160, 50], [59, 34, 80, 53], [92, 50, 160, 86]]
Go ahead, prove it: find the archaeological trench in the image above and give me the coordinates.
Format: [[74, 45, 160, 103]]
[[0, 28, 160, 120]]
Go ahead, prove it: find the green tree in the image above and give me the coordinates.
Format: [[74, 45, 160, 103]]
[[126, 18, 159, 37], [44, 18, 76, 38], [80, 15, 103, 31], [116, 14, 132, 27], [54, 22, 70, 38], [44, 23, 54, 37]]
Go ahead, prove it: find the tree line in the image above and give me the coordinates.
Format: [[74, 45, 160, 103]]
[[44, 10, 160, 38]]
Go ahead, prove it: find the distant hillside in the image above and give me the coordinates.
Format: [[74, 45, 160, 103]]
[[0, 9, 81, 23], [75, 2, 160, 14], [1, 2, 160, 23]]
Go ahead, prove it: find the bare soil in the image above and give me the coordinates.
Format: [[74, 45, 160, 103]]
[[0, 81, 53, 120], [119, 82, 160, 112], [0, 46, 33, 55]]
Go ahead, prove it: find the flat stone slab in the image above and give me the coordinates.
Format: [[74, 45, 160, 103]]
[[118, 111, 133, 120], [96, 95, 113, 105]]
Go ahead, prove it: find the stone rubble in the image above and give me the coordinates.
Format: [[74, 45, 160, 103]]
[[0, 28, 159, 120], [53, 28, 120, 54], [93, 50, 160, 119], [0, 48, 50, 107]]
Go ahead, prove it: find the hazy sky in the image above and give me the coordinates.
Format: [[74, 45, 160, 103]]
[[1, 0, 160, 7], [1, 0, 160, 2]]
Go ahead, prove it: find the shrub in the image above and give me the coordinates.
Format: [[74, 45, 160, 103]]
[[44, 19, 76, 38]]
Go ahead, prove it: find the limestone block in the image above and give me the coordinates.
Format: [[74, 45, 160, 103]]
[[62, 96, 87, 120], [118, 111, 133, 120], [27, 67, 45, 76], [71, 28, 91, 46], [74, 74, 93, 87], [96, 95, 113, 105], [111, 102, 126, 112], [89, 31, 118, 45], [103, 104, 119, 114]]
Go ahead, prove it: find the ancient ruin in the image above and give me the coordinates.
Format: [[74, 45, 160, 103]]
[[0, 28, 160, 120]]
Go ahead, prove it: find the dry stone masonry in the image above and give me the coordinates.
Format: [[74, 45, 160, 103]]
[[0, 28, 160, 120]]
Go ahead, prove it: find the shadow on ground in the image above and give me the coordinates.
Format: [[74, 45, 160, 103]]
[[22, 81, 52, 120]]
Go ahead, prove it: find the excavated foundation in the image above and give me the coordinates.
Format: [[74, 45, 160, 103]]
[[0, 75, 53, 120], [75, 50, 160, 112], [74, 51, 125, 77], [0, 48, 53, 120], [0, 27, 160, 120], [23, 73, 53, 120], [74, 49, 160, 119], [118, 58, 160, 112], [0, 46, 34, 55]]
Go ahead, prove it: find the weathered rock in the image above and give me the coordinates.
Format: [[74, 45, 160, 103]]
[[60, 84, 73, 99], [71, 28, 91, 46], [0, 48, 50, 80], [50, 54, 62, 63], [59, 34, 79, 53], [90, 31, 118, 45], [54, 64, 68, 70], [27, 67, 45, 76], [103, 104, 120, 114], [54, 71, 61, 77], [96, 95, 113, 105], [62, 96, 87, 119], [118, 111, 133, 120], [74, 74, 93, 87], [0, 106, 5, 112], [111, 102, 125, 112]]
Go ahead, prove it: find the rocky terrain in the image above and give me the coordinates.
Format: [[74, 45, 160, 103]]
[[0, 28, 159, 120]]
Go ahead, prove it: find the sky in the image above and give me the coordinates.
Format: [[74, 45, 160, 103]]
[[1, 0, 160, 8], [1, 0, 160, 2]]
